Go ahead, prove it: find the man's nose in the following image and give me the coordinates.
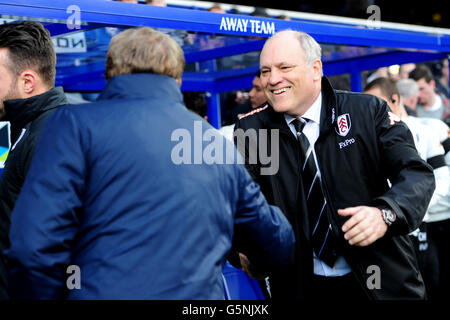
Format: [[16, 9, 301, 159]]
[[268, 69, 282, 86]]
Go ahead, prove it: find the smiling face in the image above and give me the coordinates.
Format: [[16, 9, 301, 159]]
[[259, 31, 322, 117]]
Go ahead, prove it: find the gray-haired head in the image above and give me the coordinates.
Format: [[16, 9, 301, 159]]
[[396, 78, 419, 98], [265, 29, 322, 66]]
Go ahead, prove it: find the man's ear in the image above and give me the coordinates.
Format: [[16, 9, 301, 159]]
[[312, 59, 323, 82], [18, 69, 49, 98], [391, 93, 400, 106], [176, 77, 182, 87], [19, 70, 38, 96]]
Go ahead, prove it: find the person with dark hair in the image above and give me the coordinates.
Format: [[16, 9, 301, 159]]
[[235, 30, 434, 307], [0, 21, 68, 300], [427, 60, 449, 98], [250, 7, 270, 18], [248, 70, 266, 109], [183, 91, 208, 121], [5, 27, 295, 300], [409, 64, 450, 121], [365, 77, 450, 300], [220, 71, 266, 140]]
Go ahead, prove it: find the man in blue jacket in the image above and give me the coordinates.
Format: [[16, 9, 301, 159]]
[[5, 27, 295, 299]]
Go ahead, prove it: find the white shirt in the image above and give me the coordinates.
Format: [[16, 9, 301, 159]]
[[419, 117, 450, 166], [402, 116, 450, 222], [284, 93, 351, 277], [218, 124, 235, 142]]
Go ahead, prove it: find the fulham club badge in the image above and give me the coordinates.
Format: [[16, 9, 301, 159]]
[[336, 114, 351, 137]]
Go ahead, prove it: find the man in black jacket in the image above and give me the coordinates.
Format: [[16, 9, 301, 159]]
[[0, 21, 68, 299], [234, 30, 435, 304]]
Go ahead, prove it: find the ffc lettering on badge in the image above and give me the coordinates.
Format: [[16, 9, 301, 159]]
[[336, 114, 351, 137]]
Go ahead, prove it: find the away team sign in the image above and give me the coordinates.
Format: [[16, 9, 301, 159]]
[[219, 17, 276, 35]]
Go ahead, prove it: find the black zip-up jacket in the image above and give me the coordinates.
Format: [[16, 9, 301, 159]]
[[0, 87, 68, 299], [234, 77, 435, 302]]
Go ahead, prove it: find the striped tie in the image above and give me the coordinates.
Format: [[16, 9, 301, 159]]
[[292, 118, 337, 268]]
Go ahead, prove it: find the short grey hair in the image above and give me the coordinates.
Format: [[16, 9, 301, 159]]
[[268, 29, 322, 66], [106, 27, 185, 81], [396, 78, 419, 98]]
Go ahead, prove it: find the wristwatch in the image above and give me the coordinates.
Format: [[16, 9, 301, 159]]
[[381, 208, 396, 226]]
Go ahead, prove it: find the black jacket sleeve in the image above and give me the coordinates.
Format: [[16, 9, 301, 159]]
[[372, 100, 435, 236]]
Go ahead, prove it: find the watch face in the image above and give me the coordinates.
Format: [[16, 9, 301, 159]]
[[383, 209, 396, 224], [388, 211, 395, 221]]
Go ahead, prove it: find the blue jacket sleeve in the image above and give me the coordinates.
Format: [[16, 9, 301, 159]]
[[6, 108, 87, 300], [232, 163, 295, 271]]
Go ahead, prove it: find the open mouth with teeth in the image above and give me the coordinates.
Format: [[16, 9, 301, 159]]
[[272, 87, 291, 95]]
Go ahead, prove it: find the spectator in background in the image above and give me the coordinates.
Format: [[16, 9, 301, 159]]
[[248, 71, 267, 109], [5, 27, 295, 300], [398, 78, 450, 163], [397, 78, 419, 112], [220, 72, 266, 140], [250, 7, 270, 18], [366, 66, 389, 83], [183, 91, 208, 122], [429, 59, 449, 98], [0, 21, 68, 300], [365, 77, 450, 300], [145, 0, 166, 6], [439, 59, 449, 97], [276, 15, 291, 21], [208, 4, 226, 13], [399, 63, 416, 79], [409, 64, 450, 122]]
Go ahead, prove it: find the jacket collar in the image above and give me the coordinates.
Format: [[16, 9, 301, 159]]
[[3, 86, 68, 144], [318, 76, 338, 138], [98, 73, 183, 105]]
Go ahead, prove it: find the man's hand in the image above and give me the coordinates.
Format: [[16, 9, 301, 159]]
[[239, 253, 268, 280], [338, 206, 388, 247]]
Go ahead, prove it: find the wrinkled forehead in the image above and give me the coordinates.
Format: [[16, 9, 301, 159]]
[[263, 31, 298, 50], [260, 33, 305, 66]]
